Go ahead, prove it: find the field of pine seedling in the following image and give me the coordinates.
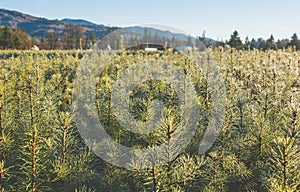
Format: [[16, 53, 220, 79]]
[[0, 47, 299, 192]]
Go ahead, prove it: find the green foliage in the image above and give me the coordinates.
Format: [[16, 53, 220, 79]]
[[0, 48, 299, 192], [0, 26, 32, 49]]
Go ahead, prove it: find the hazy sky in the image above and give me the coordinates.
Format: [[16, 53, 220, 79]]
[[1, 0, 299, 41]]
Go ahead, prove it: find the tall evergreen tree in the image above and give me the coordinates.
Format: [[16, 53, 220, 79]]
[[290, 33, 300, 50], [228, 31, 243, 50], [266, 35, 275, 50]]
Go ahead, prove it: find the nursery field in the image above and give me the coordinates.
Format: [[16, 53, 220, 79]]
[[0, 48, 299, 192]]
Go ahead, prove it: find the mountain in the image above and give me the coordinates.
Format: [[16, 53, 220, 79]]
[[125, 26, 216, 48], [0, 9, 37, 27], [125, 26, 192, 41], [0, 8, 115, 38], [61, 18, 102, 27], [0, 8, 216, 48]]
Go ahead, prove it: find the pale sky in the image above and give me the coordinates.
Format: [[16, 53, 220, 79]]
[[1, 0, 299, 41]]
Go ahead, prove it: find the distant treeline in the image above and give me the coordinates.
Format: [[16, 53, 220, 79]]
[[221, 30, 300, 51], [1, 25, 300, 51], [0, 24, 96, 50]]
